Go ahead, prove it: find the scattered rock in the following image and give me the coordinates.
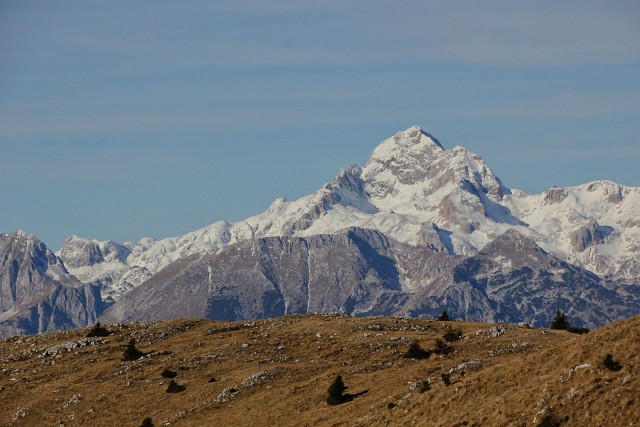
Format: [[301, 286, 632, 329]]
[[449, 360, 483, 375], [64, 394, 84, 407], [242, 371, 270, 388], [475, 326, 506, 337], [216, 387, 239, 403]]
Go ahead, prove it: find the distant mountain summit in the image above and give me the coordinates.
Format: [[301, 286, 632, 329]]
[[0, 231, 104, 338], [3, 127, 639, 336]]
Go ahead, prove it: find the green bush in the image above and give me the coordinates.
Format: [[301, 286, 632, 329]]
[[166, 379, 186, 393], [603, 354, 622, 371], [326, 375, 348, 405], [122, 339, 144, 361], [566, 326, 589, 335], [440, 373, 451, 386], [550, 310, 569, 330], [86, 322, 110, 337], [140, 417, 154, 427], [443, 329, 463, 342], [418, 380, 430, 393], [437, 310, 451, 321], [161, 369, 177, 378], [433, 339, 453, 355], [403, 341, 432, 359]]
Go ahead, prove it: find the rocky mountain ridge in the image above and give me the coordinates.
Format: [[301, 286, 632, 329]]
[[2, 126, 639, 336], [0, 231, 104, 338], [58, 127, 640, 302]]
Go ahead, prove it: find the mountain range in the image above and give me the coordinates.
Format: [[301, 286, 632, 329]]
[[2, 126, 639, 337]]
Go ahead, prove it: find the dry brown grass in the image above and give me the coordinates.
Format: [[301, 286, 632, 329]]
[[0, 315, 638, 426]]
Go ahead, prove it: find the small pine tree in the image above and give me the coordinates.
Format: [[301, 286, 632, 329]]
[[550, 310, 570, 330], [86, 322, 109, 337], [441, 373, 451, 386], [326, 375, 348, 405], [603, 354, 622, 371], [140, 417, 154, 427], [438, 310, 450, 321], [537, 414, 560, 427], [443, 329, 463, 342], [403, 341, 432, 360], [122, 339, 144, 361], [433, 338, 453, 355], [419, 379, 430, 393], [161, 369, 177, 378], [166, 379, 186, 393], [566, 326, 589, 335]]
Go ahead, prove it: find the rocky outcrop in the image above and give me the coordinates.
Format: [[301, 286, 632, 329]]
[[570, 221, 615, 252]]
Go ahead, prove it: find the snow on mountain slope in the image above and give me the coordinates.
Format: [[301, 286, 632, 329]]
[[57, 126, 640, 300], [504, 180, 640, 280]]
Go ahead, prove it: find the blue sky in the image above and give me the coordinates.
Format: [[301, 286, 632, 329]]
[[1, 1, 639, 250]]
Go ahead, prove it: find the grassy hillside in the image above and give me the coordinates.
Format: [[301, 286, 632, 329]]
[[1, 314, 638, 426]]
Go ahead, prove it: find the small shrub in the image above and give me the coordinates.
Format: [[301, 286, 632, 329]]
[[387, 402, 396, 409], [441, 373, 451, 386], [433, 338, 453, 355], [537, 413, 568, 426], [327, 375, 348, 405], [603, 354, 622, 371], [443, 329, 463, 342], [438, 310, 451, 321], [166, 379, 186, 393], [403, 341, 431, 359], [86, 322, 110, 337], [161, 369, 177, 378], [537, 414, 559, 427], [550, 310, 569, 330], [122, 339, 144, 361], [566, 326, 589, 335], [419, 380, 430, 393], [140, 417, 154, 427], [208, 377, 217, 383]]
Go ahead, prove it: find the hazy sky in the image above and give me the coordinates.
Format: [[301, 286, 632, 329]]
[[1, 1, 639, 250]]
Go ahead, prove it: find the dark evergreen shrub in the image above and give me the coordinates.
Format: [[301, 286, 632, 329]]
[[433, 338, 453, 355], [86, 322, 109, 337], [166, 379, 186, 393], [387, 402, 396, 409], [122, 339, 144, 361], [537, 414, 560, 427], [419, 379, 430, 393], [603, 354, 622, 371], [441, 373, 451, 386], [161, 369, 177, 378], [403, 341, 432, 359], [438, 310, 451, 321], [443, 329, 463, 342], [326, 375, 348, 405], [208, 377, 217, 383], [550, 310, 569, 330], [140, 417, 154, 427], [566, 326, 589, 335]]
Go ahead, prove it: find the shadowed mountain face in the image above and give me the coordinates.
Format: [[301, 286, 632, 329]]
[[0, 232, 105, 338], [101, 228, 407, 323], [102, 228, 639, 328]]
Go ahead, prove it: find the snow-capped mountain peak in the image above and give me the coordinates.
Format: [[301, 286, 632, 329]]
[[55, 126, 640, 302]]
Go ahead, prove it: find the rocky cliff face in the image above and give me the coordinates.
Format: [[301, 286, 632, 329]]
[[101, 227, 638, 328], [0, 231, 105, 338]]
